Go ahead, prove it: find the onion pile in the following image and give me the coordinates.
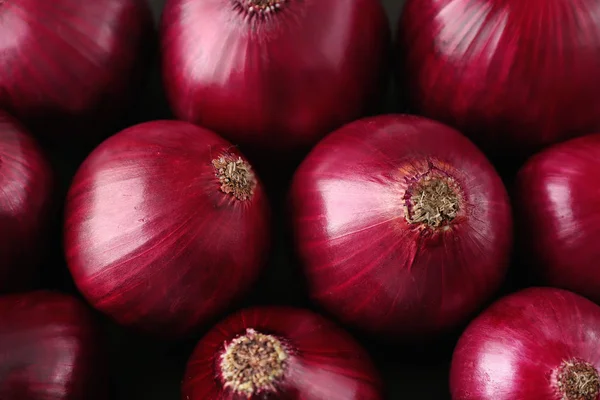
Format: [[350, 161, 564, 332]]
[[161, 0, 390, 155], [0, 0, 154, 137], [0, 111, 52, 292], [182, 306, 383, 400], [450, 287, 600, 400], [397, 0, 600, 156], [64, 120, 271, 338], [290, 114, 512, 339], [0, 291, 106, 400], [516, 134, 600, 303]]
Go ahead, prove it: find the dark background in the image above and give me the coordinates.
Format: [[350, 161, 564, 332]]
[[41, 0, 484, 398]]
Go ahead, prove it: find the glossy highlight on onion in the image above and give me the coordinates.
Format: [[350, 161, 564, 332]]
[[161, 0, 390, 155], [290, 115, 512, 339], [0, 111, 52, 292], [0, 0, 154, 136], [397, 0, 600, 156], [450, 287, 600, 400], [182, 307, 383, 399], [64, 120, 271, 338], [0, 291, 106, 400], [516, 134, 600, 303]]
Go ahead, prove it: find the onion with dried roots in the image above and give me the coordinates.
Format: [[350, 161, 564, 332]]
[[182, 307, 383, 399], [161, 0, 390, 155], [451, 287, 600, 400], [65, 120, 271, 338], [290, 114, 512, 339]]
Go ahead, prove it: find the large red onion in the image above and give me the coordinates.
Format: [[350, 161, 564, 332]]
[[161, 0, 390, 155], [515, 134, 600, 303], [0, 0, 153, 136], [0, 291, 106, 400], [290, 114, 512, 339], [397, 0, 600, 156], [64, 120, 271, 338], [182, 306, 383, 399], [0, 111, 52, 292], [450, 287, 600, 400]]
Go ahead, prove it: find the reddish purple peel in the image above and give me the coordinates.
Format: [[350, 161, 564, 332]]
[[0, 291, 107, 399], [161, 0, 390, 155], [397, 0, 600, 156], [0, 0, 153, 136], [0, 111, 52, 292], [516, 133, 600, 304], [65, 121, 270, 338], [290, 114, 512, 338], [450, 288, 600, 400]]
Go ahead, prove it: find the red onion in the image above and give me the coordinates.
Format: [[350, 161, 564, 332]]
[[450, 287, 600, 400], [397, 0, 600, 156], [64, 120, 271, 338], [0, 0, 153, 136], [161, 0, 390, 155], [290, 114, 512, 339], [182, 306, 383, 399], [0, 291, 106, 400], [515, 134, 600, 303], [0, 111, 52, 292]]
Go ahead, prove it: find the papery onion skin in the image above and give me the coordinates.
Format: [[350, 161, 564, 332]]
[[0, 111, 52, 292], [0, 291, 107, 400], [0, 0, 154, 137], [290, 114, 512, 339], [64, 120, 271, 338], [516, 134, 600, 303], [182, 306, 383, 400], [161, 0, 390, 155], [397, 0, 600, 156], [450, 287, 600, 400]]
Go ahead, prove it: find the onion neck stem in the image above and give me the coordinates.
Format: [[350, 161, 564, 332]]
[[239, 0, 285, 14], [403, 175, 460, 228], [212, 154, 256, 201], [557, 359, 600, 400], [220, 328, 288, 396]]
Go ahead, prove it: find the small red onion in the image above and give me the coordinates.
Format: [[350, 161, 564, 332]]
[[0, 291, 106, 400], [450, 287, 600, 400], [161, 0, 390, 155], [290, 114, 512, 339], [397, 0, 600, 156], [182, 306, 383, 399], [0, 111, 52, 292], [0, 0, 153, 136], [64, 120, 271, 338], [515, 134, 600, 303]]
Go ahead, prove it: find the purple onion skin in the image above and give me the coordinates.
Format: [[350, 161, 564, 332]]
[[0, 291, 107, 400], [516, 134, 600, 303], [450, 287, 600, 400], [65, 120, 271, 338], [290, 114, 512, 339], [182, 307, 383, 400], [161, 0, 390, 156], [0, 111, 52, 292], [397, 0, 600, 157], [0, 0, 153, 137]]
